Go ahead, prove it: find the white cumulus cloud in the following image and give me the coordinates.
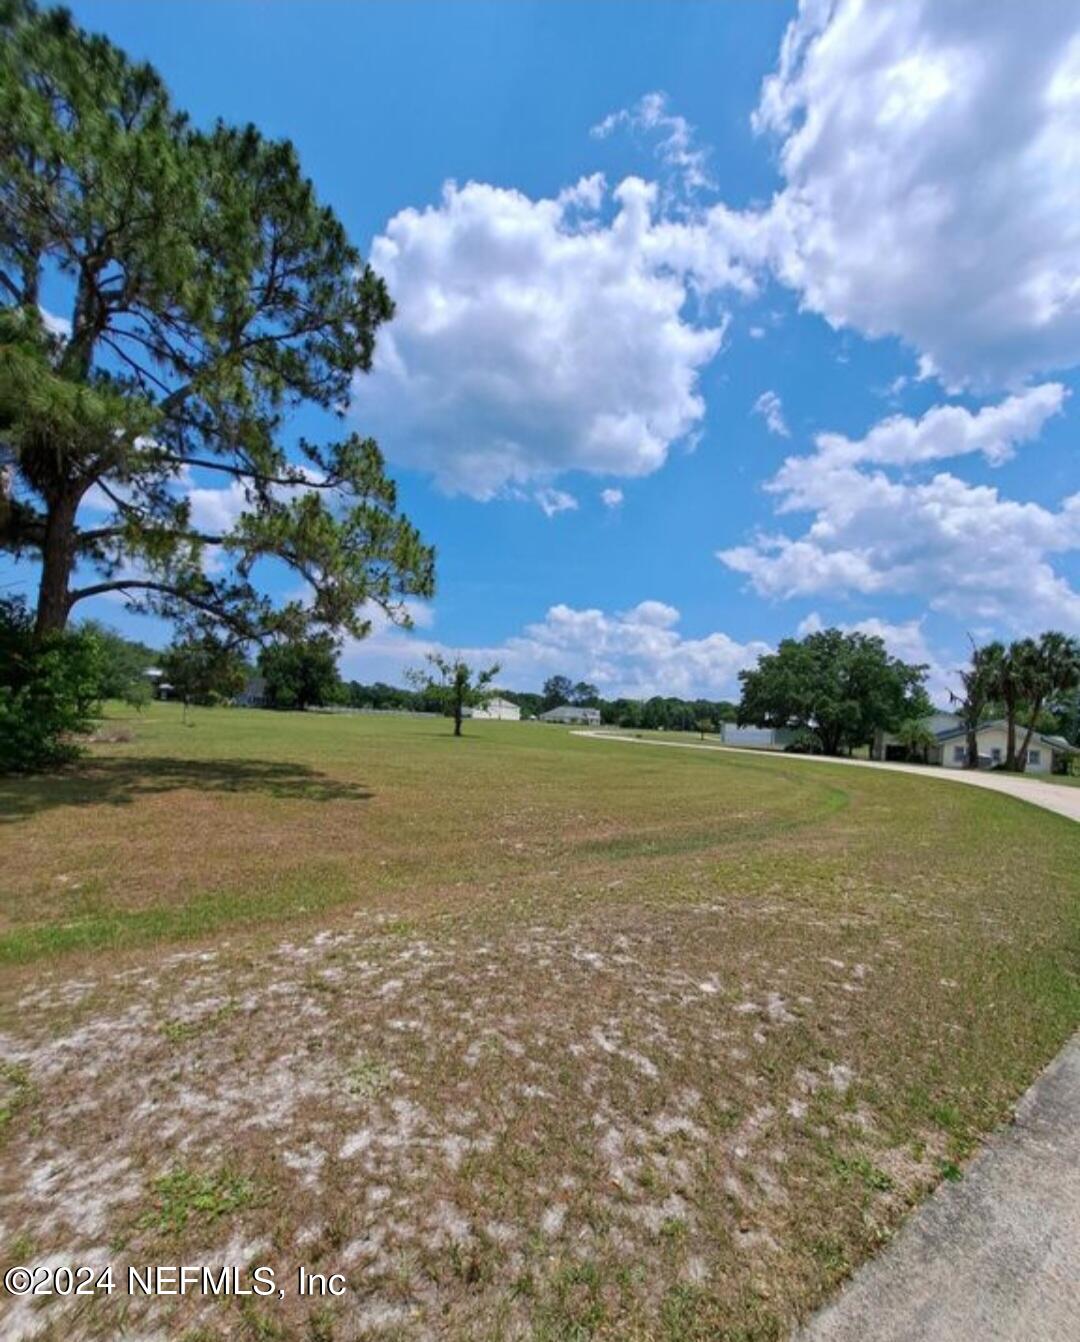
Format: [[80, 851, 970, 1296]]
[[361, 175, 757, 498], [719, 391, 1080, 632], [753, 0, 1080, 388]]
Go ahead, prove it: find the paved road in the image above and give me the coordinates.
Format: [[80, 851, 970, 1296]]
[[575, 728, 1080, 1340], [572, 731, 1080, 824]]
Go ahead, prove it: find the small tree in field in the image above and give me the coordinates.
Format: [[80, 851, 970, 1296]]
[[161, 632, 247, 719], [409, 655, 500, 737], [695, 717, 715, 741], [122, 676, 153, 713]]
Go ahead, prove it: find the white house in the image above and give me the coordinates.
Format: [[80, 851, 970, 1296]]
[[874, 713, 1078, 773], [539, 704, 601, 726], [463, 696, 521, 721]]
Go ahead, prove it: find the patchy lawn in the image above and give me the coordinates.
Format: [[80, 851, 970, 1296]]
[[0, 704, 1077, 1341]]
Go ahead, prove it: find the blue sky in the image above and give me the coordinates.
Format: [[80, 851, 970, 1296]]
[[10, 0, 1080, 700]]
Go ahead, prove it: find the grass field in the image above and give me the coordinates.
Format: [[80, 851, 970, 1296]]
[[1, 704, 1078, 1341]]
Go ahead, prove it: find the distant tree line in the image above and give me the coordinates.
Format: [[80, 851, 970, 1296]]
[[335, 672, 738, 732], [4, 601, 1078, 772]]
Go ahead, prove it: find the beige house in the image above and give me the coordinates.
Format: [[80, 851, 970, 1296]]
[[873, 713, 1078, 773], [934, 721, 1077, 773]]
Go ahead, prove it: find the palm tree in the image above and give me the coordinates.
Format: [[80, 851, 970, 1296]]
[[1015, 632, 1080, 772], [991, 639, 1037, 771], [950, 639, 1003, 769], [894, 717, 935, 763]]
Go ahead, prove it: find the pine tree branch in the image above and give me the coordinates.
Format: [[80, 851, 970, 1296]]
[[158, 454, 337, 488], [67, 578, 254, 634]]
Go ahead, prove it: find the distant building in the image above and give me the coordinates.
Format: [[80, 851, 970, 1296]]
[[464, 696, 521, 721], [234, 675, 267, 708], [720, 724, 795, 750], [873, 713, 1079, 773], [539, 704, 601, 726], [143, 667, 173, 700]]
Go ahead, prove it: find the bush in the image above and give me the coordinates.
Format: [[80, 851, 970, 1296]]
[[0, 598, 102, 773], [122, 676, 154, 712], [784, 728, 823, 754]]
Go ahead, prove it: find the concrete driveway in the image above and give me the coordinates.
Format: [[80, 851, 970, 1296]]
[[572, 730, 1080, 824], [575, 728, 1080, 1340]]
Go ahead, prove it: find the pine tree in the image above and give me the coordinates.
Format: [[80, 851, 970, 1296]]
[[0, 1, 434, 646]]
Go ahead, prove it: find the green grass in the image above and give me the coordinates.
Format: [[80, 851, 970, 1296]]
[[0, 704, 846, 963], [1, 702, 1077, 1341], [0, 1061, 33, 1138], [143, 1166, 260, 1234]]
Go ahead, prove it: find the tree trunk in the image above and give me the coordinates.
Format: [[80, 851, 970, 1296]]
[[33, 489, 80, 640], [453, 696, 463, 736], [1015, 702, 1043, 775], [966, 726, 979, 769], [1003, 700, 1018, 771]]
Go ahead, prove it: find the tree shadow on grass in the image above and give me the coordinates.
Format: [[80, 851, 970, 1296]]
[[0, 756, 372, 823]]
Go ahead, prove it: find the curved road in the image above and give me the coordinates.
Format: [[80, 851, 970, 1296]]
[[572, 730, 1080, 824], [575, 728, 1080, 1341]]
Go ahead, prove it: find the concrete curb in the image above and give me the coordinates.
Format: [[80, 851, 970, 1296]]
[[795, 1039, 1080, 1341]]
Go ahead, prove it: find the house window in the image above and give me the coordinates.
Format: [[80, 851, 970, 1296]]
[[952, 745, 965, 763], [1028, 749, 1041, 767], [991, 747, 1002, 763]]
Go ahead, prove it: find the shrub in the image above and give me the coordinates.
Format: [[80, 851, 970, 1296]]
[[785, 728, 823, 754], [122, 676, 154, 713], [0, 598, 102, 773]]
